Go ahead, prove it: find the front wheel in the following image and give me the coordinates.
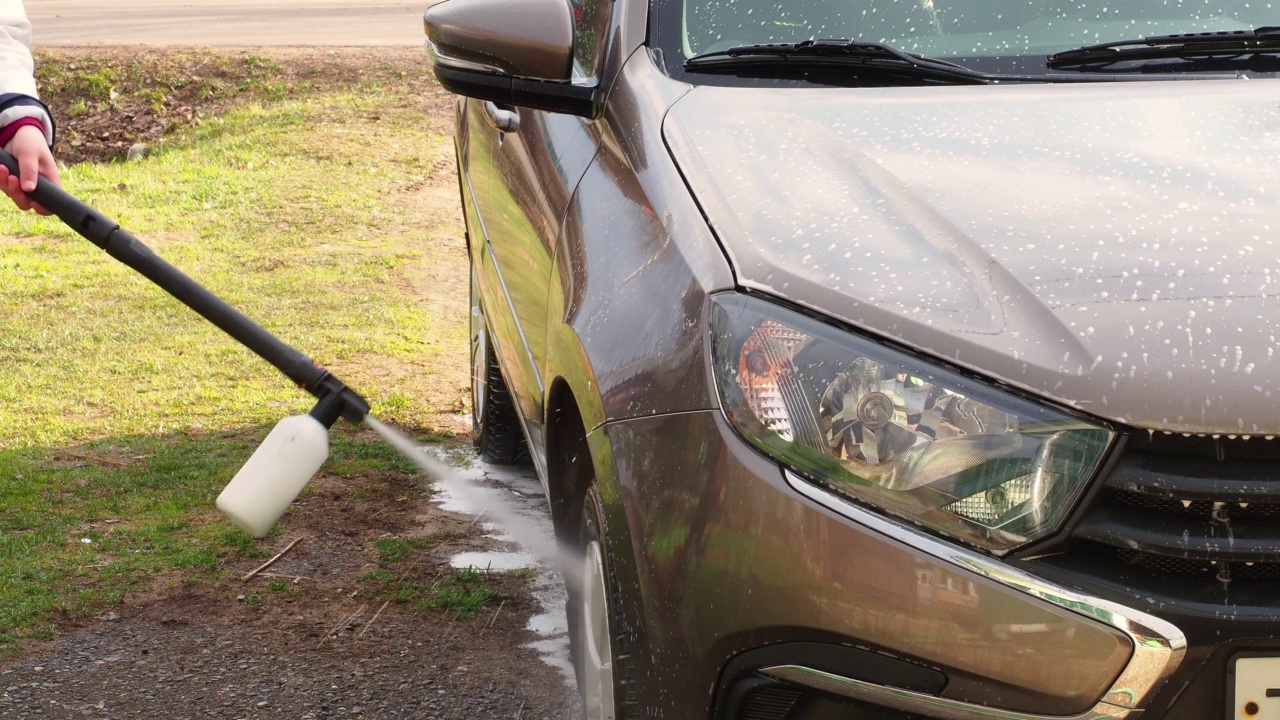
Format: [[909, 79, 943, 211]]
[[573, 486, 640, 719]]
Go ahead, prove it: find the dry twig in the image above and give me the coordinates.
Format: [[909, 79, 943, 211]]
[[319, 603, 368, 646], [257, 572, 312, 583], [358, 601, 391, 638], [484, 600, 506, 633], [241, 537, 304, 582]]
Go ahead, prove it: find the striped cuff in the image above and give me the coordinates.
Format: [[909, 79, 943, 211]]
[[0, 116, 43, 148], [0, 93, 54, 146]]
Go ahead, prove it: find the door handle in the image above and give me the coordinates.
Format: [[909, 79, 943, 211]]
[[483, 101, 521, 133]]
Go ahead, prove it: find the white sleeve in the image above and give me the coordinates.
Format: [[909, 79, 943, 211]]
[[0, 0, 53, 145], [0, 0, 37, 98]]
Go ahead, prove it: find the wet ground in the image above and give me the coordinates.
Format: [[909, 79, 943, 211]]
[[0, 443, 582, 720], [428, 448, 576, 686]]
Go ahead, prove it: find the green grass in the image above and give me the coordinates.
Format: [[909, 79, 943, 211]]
[[374, 537, 433, 563], [0, 67, 465, 654], [360, 569, 397, 583], [360, 551, 499, 620], [374, 531, 464, 563], [408, 567, 496, 620], [0, 93, 461, 447]]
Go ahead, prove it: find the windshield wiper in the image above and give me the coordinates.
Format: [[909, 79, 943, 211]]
[[684, 39, 993, 84], [1048, 27, 1280, 66]]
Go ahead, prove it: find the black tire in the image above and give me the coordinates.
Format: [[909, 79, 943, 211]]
[[471, 270, 529, 465], [570, 486, 641, 719]]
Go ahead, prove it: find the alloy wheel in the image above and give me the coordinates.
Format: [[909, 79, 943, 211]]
[[580, 539, 616, 719]]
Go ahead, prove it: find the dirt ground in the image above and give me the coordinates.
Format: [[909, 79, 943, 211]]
[[35, 47, 443, 165], [0, 463, 580, 719], [0, 48, 580, 719]]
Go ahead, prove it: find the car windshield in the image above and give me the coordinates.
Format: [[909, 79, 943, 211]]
[[673, 0, 1280, 59]]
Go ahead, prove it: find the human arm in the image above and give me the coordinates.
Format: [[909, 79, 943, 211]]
[[0, 0, 57, 213]]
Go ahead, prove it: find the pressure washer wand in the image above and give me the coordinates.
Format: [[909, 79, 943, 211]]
[[0, 150, 368, 536], [0, 151, 367, 426]]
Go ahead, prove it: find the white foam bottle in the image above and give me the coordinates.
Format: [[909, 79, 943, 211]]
[[215, 414, 330, 537]]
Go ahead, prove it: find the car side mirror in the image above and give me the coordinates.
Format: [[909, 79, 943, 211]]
[[424, 0, 599, 118]]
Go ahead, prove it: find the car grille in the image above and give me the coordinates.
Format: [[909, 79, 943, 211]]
[[1068, 432, 1280, 584]]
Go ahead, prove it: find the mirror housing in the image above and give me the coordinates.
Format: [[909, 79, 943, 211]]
[[425, 0, 599, 118]]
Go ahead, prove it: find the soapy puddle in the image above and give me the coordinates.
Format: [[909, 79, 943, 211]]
[[364, 418, 575, 687], [428, 445, 574, 685], [450, 550, 539, 571]]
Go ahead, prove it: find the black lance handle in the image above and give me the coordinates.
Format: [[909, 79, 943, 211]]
[[0, 149, 369, 427]]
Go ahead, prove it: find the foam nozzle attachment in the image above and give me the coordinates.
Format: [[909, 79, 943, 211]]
[[215, 414, 331, 538], [307, 373, 369, 428], [215, 377, 367, 537]]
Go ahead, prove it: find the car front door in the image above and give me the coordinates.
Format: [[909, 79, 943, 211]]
[[468, 0, 614, 466]]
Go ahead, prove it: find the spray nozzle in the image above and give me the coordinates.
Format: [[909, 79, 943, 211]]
[[306, 372, 370, 428]]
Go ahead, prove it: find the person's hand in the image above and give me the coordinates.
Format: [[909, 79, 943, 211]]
[[0, 124, 58, 215]]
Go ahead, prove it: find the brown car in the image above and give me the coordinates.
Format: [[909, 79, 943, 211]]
[[424, 0, 1280, 717]]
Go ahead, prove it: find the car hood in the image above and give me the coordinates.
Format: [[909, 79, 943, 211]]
[[664, 79, 1280, 435]]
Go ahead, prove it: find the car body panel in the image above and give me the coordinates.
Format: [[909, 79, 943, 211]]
[[462, 0, 674, 477], [467, 98, 599, 468], [596, 409, 1133, 717], [464, 97, 542, 450], [663, 79, 1280, 436], [545, 49, 733, 435]]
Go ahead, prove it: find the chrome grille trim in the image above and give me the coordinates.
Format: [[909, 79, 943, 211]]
[[784, 470, 1186, 713], [760, 665, 1131, 720]]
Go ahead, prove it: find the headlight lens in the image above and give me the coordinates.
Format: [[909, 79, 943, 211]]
[[710, 294, 1113, 555]]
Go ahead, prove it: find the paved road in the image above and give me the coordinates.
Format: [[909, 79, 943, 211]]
[[29, 0, 432, 46]]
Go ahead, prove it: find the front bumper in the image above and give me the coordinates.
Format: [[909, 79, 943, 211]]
[[1026, 553, 1280, 720], [1014, 430, 1280, 719], [595, 409, 1185, 718]]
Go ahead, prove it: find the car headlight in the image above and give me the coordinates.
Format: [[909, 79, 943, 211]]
[[709, 294, 1114, 555]]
